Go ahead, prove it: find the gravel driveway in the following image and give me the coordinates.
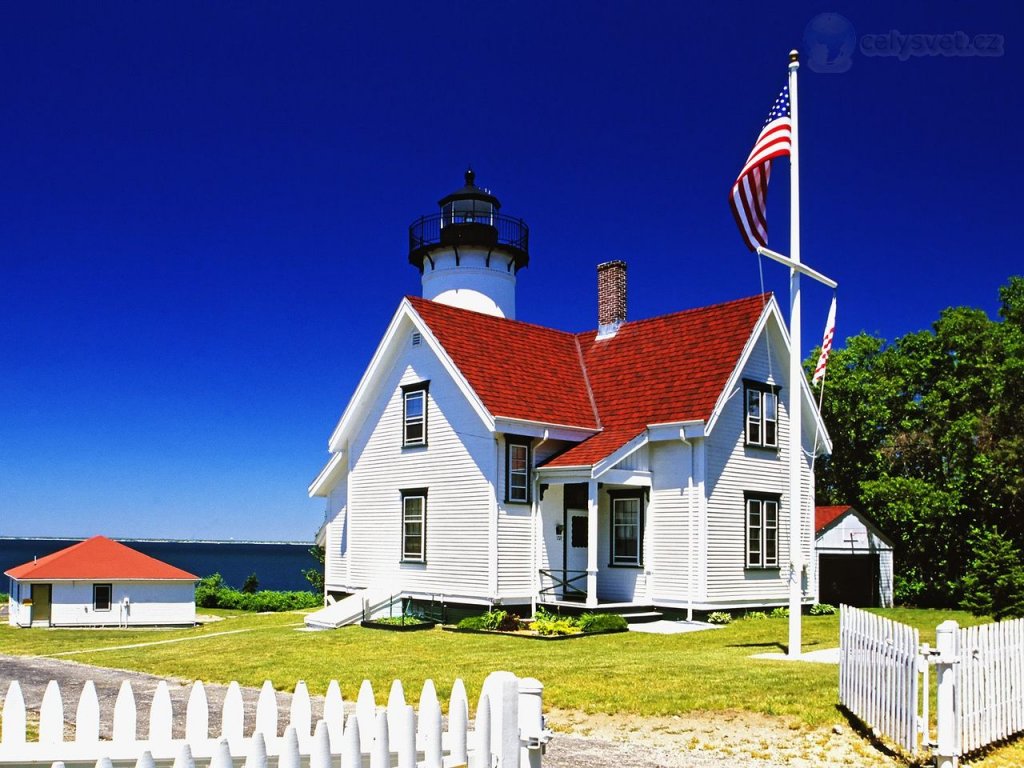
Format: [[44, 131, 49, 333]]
[[0, 654, 798, 767]]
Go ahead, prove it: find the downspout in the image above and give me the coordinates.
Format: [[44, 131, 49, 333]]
[[681, 431, 697, 623], [531, 429, 550, 617]]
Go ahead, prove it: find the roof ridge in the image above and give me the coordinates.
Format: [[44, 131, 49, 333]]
[[406, 295, 579, 340], [574, 334, 601, 429], [574, 292, 772, 338]]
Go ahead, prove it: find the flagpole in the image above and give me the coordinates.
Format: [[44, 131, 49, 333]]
[[786, 48, 803, 658]]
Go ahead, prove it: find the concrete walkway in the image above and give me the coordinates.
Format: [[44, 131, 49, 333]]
[[627, 620, 722, 635]]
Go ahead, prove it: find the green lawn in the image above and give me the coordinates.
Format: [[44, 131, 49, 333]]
[[0, 607, 992, 728]]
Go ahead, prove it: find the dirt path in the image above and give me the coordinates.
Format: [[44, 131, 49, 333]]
[[0, 654, 899, 767]]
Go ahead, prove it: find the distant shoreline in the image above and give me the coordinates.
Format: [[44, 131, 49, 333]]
[[0, 536, 312, 546]]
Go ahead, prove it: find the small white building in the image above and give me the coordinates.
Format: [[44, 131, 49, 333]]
[[5, 536, 198, 628], [815, 505, 894, 607]]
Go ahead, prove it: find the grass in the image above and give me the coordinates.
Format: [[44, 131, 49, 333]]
[[1, 607, 1020, 764]]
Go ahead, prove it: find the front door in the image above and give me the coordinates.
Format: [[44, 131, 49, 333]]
[[31, 584, 52, 627], [564, 511, 589, 600]]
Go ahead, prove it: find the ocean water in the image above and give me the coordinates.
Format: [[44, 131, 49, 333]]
[[0, 537, 318, 593]]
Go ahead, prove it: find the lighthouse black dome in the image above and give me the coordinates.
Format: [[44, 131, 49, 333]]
[[408, 169, 529, 273]]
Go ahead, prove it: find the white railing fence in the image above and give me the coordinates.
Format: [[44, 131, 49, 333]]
[[840, 605, 1024, 766], [0, 671, 551, 767]]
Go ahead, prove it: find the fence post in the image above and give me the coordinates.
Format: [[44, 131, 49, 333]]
[[935, 620, 959, 768], [518, 677, 550, 768]]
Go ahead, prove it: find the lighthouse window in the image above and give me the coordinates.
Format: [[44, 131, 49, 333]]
[[401, 381, 429, 447]]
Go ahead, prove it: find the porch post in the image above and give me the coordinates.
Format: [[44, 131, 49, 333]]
[[586, 479, 599, 608]]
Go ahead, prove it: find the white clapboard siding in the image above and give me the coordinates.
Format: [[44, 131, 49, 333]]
[[704, 328, 815, 606], [957, 617, 1024, 755], [346, 353, 494, 599], [0, 672, 550, 768], [839, 605, 920, 755], [647, 440, 695, 604]]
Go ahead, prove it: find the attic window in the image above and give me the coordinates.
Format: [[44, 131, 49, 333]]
[[401, 381, 429, 447], [744, 379, 780, 449], [411, 332, 422, 347]]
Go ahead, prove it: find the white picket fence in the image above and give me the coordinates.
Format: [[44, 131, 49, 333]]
[[840, 605, 1024, 765], [838, 605, 920, 754], [957, 618, 1024, 754], [0, 671, 550, 767]]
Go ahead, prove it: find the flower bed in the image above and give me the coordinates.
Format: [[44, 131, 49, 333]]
[[445, 608, 628, 639], [360, 616, 437, 632]]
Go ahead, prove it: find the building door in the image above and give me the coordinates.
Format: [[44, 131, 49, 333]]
[[819, 554, 879, 607], [564, 512, 589, 599], [31, 584, 52, 626]]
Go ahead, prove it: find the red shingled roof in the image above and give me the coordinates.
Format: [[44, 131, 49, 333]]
[[408, 296, 599, 429], [408, 293, 770, 468], [4, 536, 198, 581], [815, 505, 853, 532]]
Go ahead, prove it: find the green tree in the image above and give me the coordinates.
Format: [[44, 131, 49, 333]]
[[812, 277, 1024, 607], [959, 527, 1024, 621], [241, 572, 259, 594]]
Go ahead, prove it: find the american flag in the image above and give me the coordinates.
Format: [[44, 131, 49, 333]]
[[812, 296, 837, 384], [729, 86, 792, 252]]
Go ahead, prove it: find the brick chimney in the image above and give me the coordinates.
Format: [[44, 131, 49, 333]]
[[597, 260, 627, 338]]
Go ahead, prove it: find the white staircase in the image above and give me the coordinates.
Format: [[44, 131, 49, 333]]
[[303, 586, 398, 629]]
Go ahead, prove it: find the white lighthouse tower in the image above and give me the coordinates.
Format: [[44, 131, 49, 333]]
[[409, 169, 529, 319]]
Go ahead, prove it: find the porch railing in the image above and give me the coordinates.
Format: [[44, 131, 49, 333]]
[[538, 569, 587, 601]]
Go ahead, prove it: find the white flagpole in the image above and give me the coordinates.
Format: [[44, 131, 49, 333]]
[[786, 49, 803, 658]]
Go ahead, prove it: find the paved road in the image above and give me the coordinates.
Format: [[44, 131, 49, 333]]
[[0, 654, 788, 767]]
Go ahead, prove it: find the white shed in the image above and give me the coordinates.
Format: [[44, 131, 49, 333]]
[[5, 536, 198, 628], [815, 505, 895, 608]]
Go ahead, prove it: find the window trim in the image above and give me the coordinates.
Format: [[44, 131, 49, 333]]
[[744, 379, 781, 450], [401, 488, 428, 563], [504, 436, 532, 504], [608, 489, 644, 568], [93, 583, 113, 611], [745, 492, 781, 569], [401, 381, 429, 447]]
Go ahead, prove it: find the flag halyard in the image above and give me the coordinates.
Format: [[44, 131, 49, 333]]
[[729, 86, 792, 251]]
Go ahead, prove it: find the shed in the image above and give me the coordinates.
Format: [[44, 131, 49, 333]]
[[815, 505, 895, 608], [5, 536, 198, 628]]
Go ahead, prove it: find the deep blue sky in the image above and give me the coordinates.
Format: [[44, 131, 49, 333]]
[[1, 2, 1019, 541]]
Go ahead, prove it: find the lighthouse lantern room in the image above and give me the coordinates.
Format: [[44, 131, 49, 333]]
[[408, 169, 529, 319]]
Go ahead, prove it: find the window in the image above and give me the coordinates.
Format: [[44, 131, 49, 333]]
[[745, 493, 779, 568], [744, 380, 780, 449], [505, 437, 532, 503], [609, 491, 643, 566], [93, 583, 113, 611], [401, 489, 427, 562], [401, 381, 429, 446]]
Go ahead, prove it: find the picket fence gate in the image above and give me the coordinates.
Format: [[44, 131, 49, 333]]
[[839, 605, 1024, 767], [0, 671, 551, 767]]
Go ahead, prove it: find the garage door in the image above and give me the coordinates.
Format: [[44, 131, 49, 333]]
[[818, 553, 879, 607]]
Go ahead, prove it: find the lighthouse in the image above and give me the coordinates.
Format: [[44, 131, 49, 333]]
[[408, 169, 529, 319]]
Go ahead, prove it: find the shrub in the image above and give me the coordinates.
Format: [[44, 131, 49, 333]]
[[577, 613, 628, 633], [457, 615, 489, 630], [744, 611, 768, 620], [960, 527, 1024, 621], [194, 573, 320, 612], [707, 611, 732, 625], [810, 603, 837, 616], [529, 607, 582, 636], [241, 573, 259, 594], [769, 606, 789, 619]]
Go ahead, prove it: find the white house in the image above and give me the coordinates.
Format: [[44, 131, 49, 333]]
[[307, 172, 831, 625], [5, 536, 198, 628], [815, 505, 894, 608]]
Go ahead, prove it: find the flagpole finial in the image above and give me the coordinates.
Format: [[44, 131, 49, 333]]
[[789, 49, 800, 65]]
